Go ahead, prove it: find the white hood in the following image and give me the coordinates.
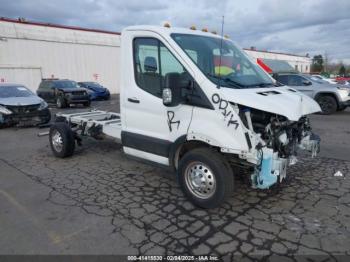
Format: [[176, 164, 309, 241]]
[[220, 86, 321, 121]]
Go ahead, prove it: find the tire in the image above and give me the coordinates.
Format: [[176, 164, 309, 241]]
[[56, 96, 66, 108], [83, 100, 91, 107], [316, 95, 337, 115], [49, 122, 75, 158], [178, 147, 234, 209]]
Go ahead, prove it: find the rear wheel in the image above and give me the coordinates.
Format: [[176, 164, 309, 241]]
[[178, 147, 234, 208], [49, 122, 75, 158], [83, 100, 91, 107], [316, 95, 337, 115]]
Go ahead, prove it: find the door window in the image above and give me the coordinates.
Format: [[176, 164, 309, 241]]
[[133, 38, 188, 98], [288, 75, 303, 86], [275, 75, 289, 85], [39, 82, 49, 89]]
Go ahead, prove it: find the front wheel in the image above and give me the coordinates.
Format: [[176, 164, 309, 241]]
[[178, 148, 234, 209], [56, 96, 66, 108], [49, 122, 75, 158], [316, 95, 337, 115]]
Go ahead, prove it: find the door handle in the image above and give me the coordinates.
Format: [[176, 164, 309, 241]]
[[128, 98, 140, 103]]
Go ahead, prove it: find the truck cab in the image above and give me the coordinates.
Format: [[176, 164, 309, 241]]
[[49, 25, 321, 208]]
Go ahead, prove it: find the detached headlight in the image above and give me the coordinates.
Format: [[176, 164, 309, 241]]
[[38, 100, 48, 110], [0, 105, 12, 115]]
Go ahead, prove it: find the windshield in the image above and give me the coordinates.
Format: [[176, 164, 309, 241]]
[[171, 34, 274, 88], [55, 81, 79, 89], [0, 85, 34, 98]]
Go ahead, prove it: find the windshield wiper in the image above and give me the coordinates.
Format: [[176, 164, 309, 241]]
[[245, 82, 274, 88], [207, 74, 244, 89]]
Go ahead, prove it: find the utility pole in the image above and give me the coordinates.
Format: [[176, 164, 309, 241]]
[[324, 51, 328, 73]]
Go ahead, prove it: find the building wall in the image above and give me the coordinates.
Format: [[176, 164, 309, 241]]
[[0, 20, 121, 93], [244, 49, 312, 73]]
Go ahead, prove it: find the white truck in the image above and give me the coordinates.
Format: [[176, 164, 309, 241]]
[[48, 25, 321, 208]]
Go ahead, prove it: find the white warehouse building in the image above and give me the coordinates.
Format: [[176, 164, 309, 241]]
[[0, 18, 311, 93], [244, 48, 311, 74], [0, 18, 121, 93]]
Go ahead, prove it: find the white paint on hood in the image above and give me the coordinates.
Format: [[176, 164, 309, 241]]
[[220, 86, 321, 121]]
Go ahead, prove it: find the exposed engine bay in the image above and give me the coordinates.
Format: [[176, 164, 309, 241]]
[[238, 106, 320, 189]]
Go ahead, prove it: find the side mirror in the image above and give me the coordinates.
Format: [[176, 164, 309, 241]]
[[163, 73, 184, 107], [302, 80, 312, 86]]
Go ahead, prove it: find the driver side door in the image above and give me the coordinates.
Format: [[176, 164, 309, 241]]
[[122, 36, 194, 166]]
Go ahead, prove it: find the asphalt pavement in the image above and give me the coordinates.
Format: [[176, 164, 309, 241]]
[[0, 96, 349, 260]]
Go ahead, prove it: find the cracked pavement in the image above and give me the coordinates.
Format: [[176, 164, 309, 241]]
[[0, 96, 350, 260]]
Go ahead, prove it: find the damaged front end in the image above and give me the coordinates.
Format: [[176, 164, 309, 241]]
[[0, 104, 51, 127], [240, 107, 320, 189]]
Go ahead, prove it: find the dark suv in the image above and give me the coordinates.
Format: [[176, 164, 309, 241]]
[[37, 79, 90, 108]]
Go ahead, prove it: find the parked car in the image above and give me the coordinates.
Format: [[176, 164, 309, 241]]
[[78, 82, 110, 100], [312, 74, 337, 84], [337, 80, 350, 86], [336, 77, 350, 86], [0, 83, 51, 127], [37, 79, 90, 108], [273, 73, 350, 114]]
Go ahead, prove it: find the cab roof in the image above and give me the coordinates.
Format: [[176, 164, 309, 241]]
[[123, 25, 225, 39]]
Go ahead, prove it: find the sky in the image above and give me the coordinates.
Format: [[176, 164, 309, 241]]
[[1, 0, 350, 64]]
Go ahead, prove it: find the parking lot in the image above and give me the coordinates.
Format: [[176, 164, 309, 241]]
[[1, 95, 350, 259]]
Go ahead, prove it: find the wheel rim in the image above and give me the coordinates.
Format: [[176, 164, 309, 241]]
[[57, 98, 61, 108], [52, 130, 63, 152], [319, 97, 333, 113], [184, 161, 216, 199]]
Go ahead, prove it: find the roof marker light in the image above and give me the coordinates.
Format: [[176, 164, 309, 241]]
[[190, 25, 196, 30], [164, 22, 171, 28], [202, 28, 208, 32], [211, 30, 217, 34]]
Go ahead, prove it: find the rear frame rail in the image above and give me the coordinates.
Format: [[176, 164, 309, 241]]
[[55, 110, 122, 140]]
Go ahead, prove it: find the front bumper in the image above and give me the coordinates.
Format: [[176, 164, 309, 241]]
[[339, 100, 350, 107], [0, 108, 51, 127], [251, 133, 320, 189], [65, 94, 90, 104], [90, 92, 110, 100], [339, 91, 350, 107]]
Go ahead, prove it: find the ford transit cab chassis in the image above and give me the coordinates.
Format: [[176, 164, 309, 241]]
[[49, 25, 321, 208]]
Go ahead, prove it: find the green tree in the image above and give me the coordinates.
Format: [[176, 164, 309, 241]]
[[339, 65, 346, 76], [311, 55, 324, 73]]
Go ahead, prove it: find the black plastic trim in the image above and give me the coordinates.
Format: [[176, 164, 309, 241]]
[[245, 132, 252, 149], [121, 131, 171, 157]]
